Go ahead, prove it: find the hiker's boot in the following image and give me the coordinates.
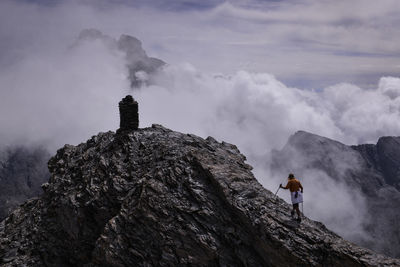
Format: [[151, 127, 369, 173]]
[[296, 217, 301, 223]]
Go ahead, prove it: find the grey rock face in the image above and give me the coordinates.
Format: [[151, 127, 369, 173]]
[[117, 34, 165, 88], [0, 146, 50, 220], [1, 126, 399, 266], [271, 131, 384, 194], [376, 137, 400, 188], [76, 29, 165, 88], [352, 137, 400, 189], [272, 131, 400, 257]]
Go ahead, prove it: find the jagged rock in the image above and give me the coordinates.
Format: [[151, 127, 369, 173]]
[[375, 137, 400, 188], [352, 137, 400, 189], [271, 131, 400, 257], [117, 34, 165, 87], [76, 29, 165, 88], [1, 126, 399, 266], [271, 131, 384, 195], [0, 146, 50, 220]]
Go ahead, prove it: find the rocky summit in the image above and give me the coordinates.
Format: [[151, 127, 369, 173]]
[[1, 95, 400, 266], [1, 125, 399, 266]]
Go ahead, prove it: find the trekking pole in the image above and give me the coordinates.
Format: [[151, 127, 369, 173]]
[[274, 185, 280, 197]]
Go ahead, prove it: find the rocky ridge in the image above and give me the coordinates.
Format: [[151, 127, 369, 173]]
[[271, 131, 400, 257], [352, 136, 400, 190], [1, 126, 399, 266]]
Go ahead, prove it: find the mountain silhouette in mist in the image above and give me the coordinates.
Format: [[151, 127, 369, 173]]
[[77, 29, 165, 87], [271, 131, 400, 257]]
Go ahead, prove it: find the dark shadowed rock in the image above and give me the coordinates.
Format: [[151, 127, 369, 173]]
[[376, 137, 400, 188], [352, 137, 400, 189], [1, 126, 399, 266], [0, 146, 50, 220]]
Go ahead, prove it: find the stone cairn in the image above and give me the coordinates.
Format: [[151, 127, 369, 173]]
[[117, 95, 139, 133]]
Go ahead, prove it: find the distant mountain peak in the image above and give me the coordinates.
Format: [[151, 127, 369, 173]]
[[75, 29, 165, 88], [288, 130, 346, 148]]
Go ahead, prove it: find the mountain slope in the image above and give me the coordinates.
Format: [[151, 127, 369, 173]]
[[0, 146, 50, 220], [271, 131, 400, 257], [353, 136, 400, 189], [1, 125, 399, 266]]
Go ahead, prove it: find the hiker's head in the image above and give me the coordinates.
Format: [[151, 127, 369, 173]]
[[288, 173, 295, 180]]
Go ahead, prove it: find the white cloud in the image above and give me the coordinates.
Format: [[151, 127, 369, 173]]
[[138, 64, 400, 155], [0, 30, 129, 149], [379, 77, 400, 99], [136, 63, 400, 248]]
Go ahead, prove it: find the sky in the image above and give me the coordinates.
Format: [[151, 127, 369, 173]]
[[3, 0, 400, 89], [1, 0, 400, 251], [1, 0, 397, 147]]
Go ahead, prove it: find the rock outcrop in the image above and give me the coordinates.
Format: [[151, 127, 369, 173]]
[[0, 146, 50, 220], [1, 126, 399, 266], [271, 131, 400, 257], [353, 136, 400, 190], [76, 29, 165, 88], [117, 34, 165, 87]]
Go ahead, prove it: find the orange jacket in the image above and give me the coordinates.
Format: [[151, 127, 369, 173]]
[[283, 178, 303, 192]]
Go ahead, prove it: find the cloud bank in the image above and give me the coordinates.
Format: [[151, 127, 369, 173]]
[[136, 64, 400, 249], [139, 65, 400, 153]]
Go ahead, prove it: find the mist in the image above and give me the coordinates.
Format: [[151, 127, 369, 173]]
[[1, 0, 400, 254], [136, 64, 399, 246]]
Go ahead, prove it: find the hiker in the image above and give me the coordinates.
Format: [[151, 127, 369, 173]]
[[280, 173, 303, 222]]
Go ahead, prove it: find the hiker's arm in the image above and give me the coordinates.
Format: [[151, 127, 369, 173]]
[[299, 182, 303, 193], [280, 181, 290, 189]]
